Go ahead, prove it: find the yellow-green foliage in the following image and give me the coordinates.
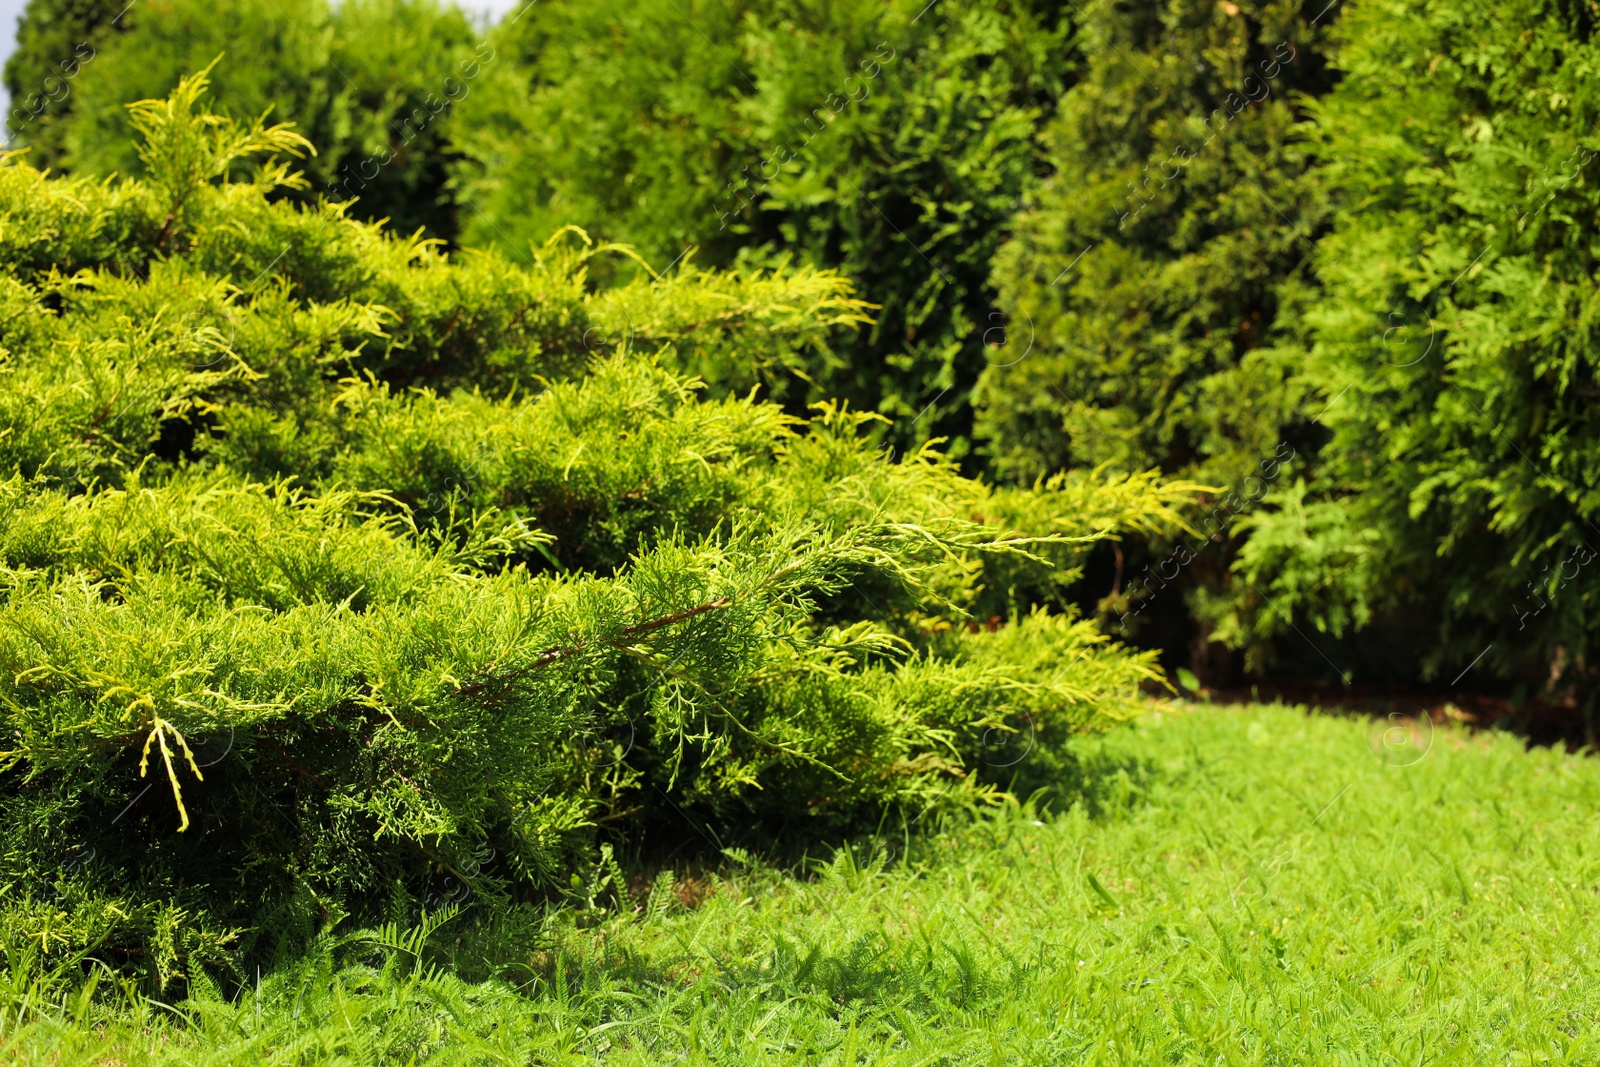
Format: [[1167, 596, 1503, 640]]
[[0, 72, 1192, 988]]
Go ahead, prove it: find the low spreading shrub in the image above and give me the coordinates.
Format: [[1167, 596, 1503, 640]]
[[0, 71, 1191, 989]]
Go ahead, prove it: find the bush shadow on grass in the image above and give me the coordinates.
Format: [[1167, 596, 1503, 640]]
[[437, 867, 1050, 1021], [0, 731, 1171, 1041], [592, 733, 1167, 890]]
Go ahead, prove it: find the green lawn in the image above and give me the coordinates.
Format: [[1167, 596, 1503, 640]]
[[10, 702, 1600, 1065]]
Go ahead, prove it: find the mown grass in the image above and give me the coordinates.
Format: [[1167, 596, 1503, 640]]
[[7, 701, 1600, 1065]]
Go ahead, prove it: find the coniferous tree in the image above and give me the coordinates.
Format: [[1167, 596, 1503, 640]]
[[3, 0, 128, 157], [969, 0, 1341, 677], [28, 0, 482, 240], [1210, 0, 1600, 706], [978, 0, 1339, 490]]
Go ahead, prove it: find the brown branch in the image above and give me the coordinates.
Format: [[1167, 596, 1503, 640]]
[[591, 804, 644, 825], [153, 211, 177, 251], [454, 596, 733, 697], [433, 309, 464, 349], [619, 596, 731, 639], [526, 595, 732, 667], [503, 302, 535, 337]]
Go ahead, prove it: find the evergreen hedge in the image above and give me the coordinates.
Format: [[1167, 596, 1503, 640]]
[[447, 0, 1077, 459], [1204, 0, 1600, 702]]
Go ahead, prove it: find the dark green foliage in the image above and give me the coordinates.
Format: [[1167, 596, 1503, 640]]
[[40, 0, 483, 240], [978, 0, 1337, 489], [1204, 0, 1600, 700], [450, 0, 1077, 458], [450, 0, 754, 266], [0, 73, 1185, 986], [2, 0, 126, 158]]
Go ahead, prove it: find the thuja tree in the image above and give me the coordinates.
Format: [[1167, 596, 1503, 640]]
[[978, 0, 1340, 489], [1206, 0, 1600, 706], [972, 0, 1340, 673], [24, 0, 483, 240], [449, 0, 1076, 460], [2, 0, 128, 154], [0, 73, 1195, 988]]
